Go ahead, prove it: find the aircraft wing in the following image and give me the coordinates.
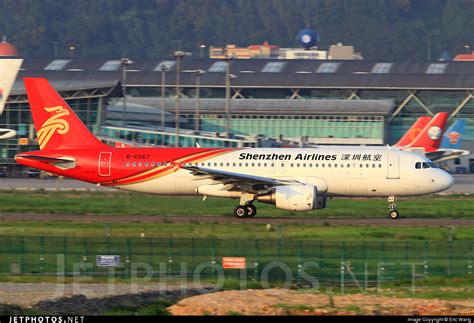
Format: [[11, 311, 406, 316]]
[[426, 149, 470, 163], [182, 165, 301, 190]]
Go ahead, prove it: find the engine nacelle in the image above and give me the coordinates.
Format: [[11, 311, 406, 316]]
[[257, 185, 316, 211]]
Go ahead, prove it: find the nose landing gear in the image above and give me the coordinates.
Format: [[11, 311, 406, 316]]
[[387, 196, 399, 219]]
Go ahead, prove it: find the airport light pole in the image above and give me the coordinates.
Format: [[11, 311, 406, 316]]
[[69, 45, 76, 58], [160, 64, 169, 145], [465, 44, 471, 54], [224, 54, 236, 138], [199, 44, 206, 59], [194, 69, 206, 132], [121, 57, 133, 127], [174, 50, 191, 147]]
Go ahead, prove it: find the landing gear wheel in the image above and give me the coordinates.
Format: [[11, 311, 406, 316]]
[[389, 210, 399, 220], [387, 196, 399, 220], [234, 205, 248, 218], [246, 205, 257, 217]]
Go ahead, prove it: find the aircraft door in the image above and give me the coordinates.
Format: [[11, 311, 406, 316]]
[[386, 154, 400, 179], [98, 152, 112, 177]]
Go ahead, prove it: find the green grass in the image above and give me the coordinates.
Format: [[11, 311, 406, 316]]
[[0, 191, 473, 218], [0, 221, 472, 240]]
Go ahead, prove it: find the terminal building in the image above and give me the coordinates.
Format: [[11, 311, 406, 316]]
[[1, 56, 473, 173]]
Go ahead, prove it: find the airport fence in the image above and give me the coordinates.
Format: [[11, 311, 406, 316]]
[[0, 236, 472, 286]]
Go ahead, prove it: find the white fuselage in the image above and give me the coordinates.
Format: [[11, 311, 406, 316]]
[[114, 146, 453, 198]]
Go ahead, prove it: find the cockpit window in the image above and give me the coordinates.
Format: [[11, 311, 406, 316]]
[[428, 162, 438, 168], [416, 161, 438, 169]]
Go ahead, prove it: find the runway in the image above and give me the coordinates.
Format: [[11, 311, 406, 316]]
[[0, 214, 472, 226]]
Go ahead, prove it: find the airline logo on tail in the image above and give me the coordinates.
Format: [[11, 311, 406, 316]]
[[37, 106, 70, 149], [427, 126, 442, 140], [446, 131, 462, 145]]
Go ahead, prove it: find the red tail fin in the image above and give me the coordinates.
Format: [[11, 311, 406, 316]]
[[394, 116, 431, 147], [24, 78, 105, 150], [404, 112, 449, 152]]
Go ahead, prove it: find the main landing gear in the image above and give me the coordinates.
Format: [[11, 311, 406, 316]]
[[233, 193, 257, 218], [387, 196, 399, 219], [233, 205, 257, 218]]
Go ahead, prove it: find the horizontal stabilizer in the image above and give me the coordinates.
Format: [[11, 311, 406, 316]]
[[15, 154, 76, 169]]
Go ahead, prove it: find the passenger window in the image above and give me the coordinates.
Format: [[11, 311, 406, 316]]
[[151, 162, 155, 167], [341, 164, 344, 168], [132, 162, 136, 167], [139, 162, 143, 167], [334, 164, 337, 168], [315, 164, 319, 168], [233, 163, 236, 167], [379, 164, 382, 168], [328, 164, 331, 168], [347, 164, 350, 168], [245, 163, 249, 167], [258, 163, 261, 167], [251, 163, 255, 167], [126, 162, 130, 167], [145, 162, 149, 167]]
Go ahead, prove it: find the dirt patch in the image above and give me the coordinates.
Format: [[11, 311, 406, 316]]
[[168, 289, 474, 315]]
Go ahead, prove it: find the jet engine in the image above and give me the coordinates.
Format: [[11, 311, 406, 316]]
[[257, 185, 327, 211]]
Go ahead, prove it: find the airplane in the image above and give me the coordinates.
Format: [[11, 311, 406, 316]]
[[15, 78, 454, 220], [0, 58, 23, 140], [393, 115, 432, 148], [426, 119, 470, 163], [394, 112, 448, 153], [0, 128, 16, 140], [394, 114, 469, 162]]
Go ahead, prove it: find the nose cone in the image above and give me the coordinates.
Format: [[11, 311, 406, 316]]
[[437, 171, 454, 192]]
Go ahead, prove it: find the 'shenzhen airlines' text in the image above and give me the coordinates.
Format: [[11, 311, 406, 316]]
[[239, 153, 337, 161]]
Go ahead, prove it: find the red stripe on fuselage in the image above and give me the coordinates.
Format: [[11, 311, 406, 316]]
[[103, 148, 238, 186]]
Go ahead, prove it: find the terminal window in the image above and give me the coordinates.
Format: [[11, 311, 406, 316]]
[[261, 62, 286, 73], [316, 62, 340, 73], [99, 60, 122, 71], [426, 63, 447, 74], [45, 59, 71, 71], [371, 63, 393, 74]]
